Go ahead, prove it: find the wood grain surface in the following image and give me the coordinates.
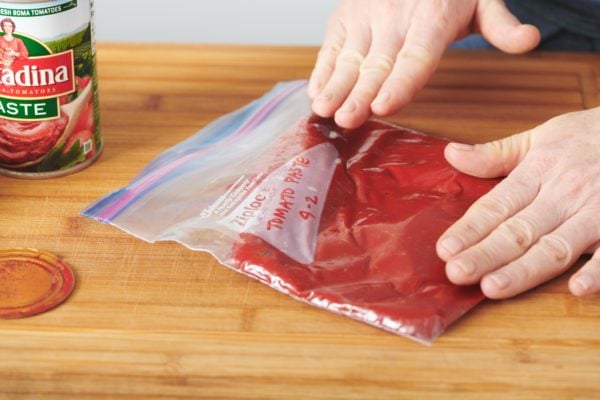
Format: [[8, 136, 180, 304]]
[[1, 44, 599, 400]]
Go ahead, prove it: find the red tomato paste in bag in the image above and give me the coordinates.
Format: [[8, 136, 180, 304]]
[[229, 116, 499, 343]]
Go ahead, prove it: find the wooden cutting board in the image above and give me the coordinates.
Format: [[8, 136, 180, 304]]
[[0, 43, 599, 400]]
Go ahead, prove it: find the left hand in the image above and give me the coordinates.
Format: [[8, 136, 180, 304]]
[[308, 0, 539, 130], [437, 107, 600, 298]]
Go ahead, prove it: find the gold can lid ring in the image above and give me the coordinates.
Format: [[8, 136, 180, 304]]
[[0, 249, 76, 319]]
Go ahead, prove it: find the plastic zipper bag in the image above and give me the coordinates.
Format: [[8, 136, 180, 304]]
[[83, 81, 498, 344]]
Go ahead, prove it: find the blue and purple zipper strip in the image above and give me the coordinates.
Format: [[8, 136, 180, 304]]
[[83, 80, 308, 223]]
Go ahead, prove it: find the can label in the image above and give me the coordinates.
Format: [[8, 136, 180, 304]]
[[0, 0, 100, 178]]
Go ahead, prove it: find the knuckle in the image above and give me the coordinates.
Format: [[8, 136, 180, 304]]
[[539, 235, 572, 264], [476, 197, 512, 223], [488, 133, 536, 176], [398, 43, 435, 68], [510, 254, 550, 286], [314, 60, 335, 76], [512, 179, 539, 201], [471, 245, 501, 270], [500, 217, 537, 250], [510, 264, 534, 287], [318, 43, 342, 60], [465, 222, 483, 236], [330, 16, 348, 36], [337, 50, 365, 68], [360, 54, 394, 75], [464, 221, 487, 239], [487, 139, 506, 158]]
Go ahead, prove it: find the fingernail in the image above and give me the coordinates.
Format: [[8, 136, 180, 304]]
[[449, 143, 474, 151], [338, 101, 356, 114], [440, 236, 463, 257], [372, 91, 390, 106], [489, 273, 511, 290], [574, 275, 593, 292]]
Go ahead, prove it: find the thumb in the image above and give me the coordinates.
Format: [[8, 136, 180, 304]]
[[444, 131, 533, 178], [475, 0, 541, 54]]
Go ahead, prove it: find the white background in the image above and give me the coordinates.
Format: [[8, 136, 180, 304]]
[[94, 0, 338, 45]]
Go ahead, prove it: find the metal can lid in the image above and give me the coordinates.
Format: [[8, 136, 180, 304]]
[[0, 249, 76, 319]]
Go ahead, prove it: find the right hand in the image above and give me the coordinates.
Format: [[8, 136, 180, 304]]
[[308, 0, 540, 129]]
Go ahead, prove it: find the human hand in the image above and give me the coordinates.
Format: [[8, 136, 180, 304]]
[[308, 0, 540, 129], [437, 107, 600, 298]]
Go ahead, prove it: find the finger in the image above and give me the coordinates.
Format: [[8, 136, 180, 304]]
[[334, 27, 403, 129], [308, 17, 346, 99], [570, 245, 600, 296], [444, 130, 533, 179], [311, 28, 371, 119], [446, 196, 563, 285], [437, 170, 541, 261], [475, 0, 541, 54], [371, 14, 450, 117], [480, 213, 598, 299]]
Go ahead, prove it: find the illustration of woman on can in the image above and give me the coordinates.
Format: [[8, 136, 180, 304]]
[[0, 18, 28, 67]]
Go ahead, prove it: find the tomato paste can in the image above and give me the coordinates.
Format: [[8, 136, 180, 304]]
[[0, 0, 101, 179]]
